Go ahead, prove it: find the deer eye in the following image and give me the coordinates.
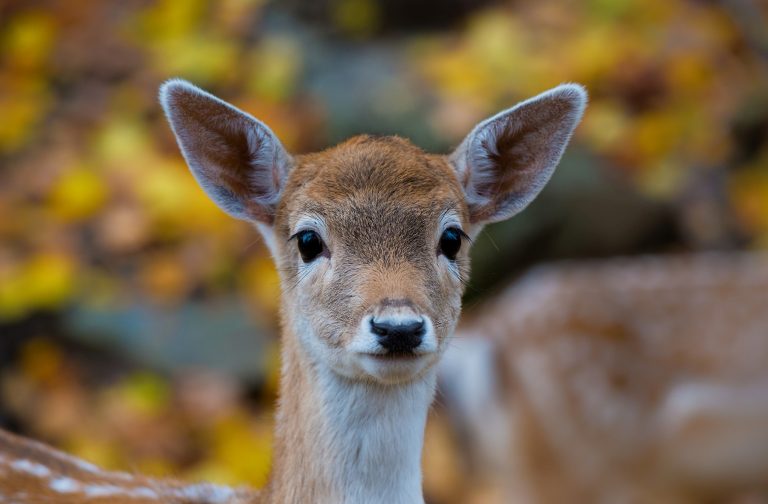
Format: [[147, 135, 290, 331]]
[[296, 230, 324, 263], [439, 227, 463, 261]]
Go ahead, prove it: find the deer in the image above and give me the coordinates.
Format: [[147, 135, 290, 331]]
[[439, 252, 768, 504], [0, 79, 586, 503]]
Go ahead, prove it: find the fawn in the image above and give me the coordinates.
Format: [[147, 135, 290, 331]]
[[440, 253, 768, 503], [0, 79, 586, 503]]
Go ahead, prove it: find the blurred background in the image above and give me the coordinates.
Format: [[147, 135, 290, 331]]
[[0, 0, 767, 502]]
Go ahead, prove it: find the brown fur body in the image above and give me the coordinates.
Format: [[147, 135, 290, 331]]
[[442, 253, 768, 503]]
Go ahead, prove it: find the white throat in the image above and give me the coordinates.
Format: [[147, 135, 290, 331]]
[[270, 339, 436, 504], [314, 366, 434, 504]]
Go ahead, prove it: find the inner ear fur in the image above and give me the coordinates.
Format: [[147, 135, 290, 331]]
[[450, 84, 587, 225], [159, 79, 292, 225]]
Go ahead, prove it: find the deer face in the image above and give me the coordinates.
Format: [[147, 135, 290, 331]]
[[273, 137, 470, 383], [161, 79, 586, 385]]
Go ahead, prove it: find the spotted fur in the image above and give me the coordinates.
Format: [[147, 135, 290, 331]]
[[0, 429, 256, 504], [441, 252, 768, 503]]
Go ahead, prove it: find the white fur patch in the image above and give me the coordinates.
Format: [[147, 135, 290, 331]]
[[50, 477, 80, 493], [314, 366, 433, 504], [171, 483, 238, 503], [10, 459, 51, 479]]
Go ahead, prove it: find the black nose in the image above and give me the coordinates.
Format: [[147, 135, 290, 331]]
[[370, 318, 425, 353]]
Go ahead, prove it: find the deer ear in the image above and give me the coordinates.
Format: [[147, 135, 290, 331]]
[[450, 84, 587, 225], [160, 79, 292, 225]]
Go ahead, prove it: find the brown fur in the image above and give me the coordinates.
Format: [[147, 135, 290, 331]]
[[274, 136, 470, 348]]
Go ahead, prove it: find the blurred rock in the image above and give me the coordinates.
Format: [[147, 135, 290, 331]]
[[65, 297, 273, 382]]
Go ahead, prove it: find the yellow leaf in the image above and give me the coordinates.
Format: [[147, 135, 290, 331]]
[[202, 413, 272, 487], [240, 257, 281, 315], [134, 0, 207, 42], [112, 372, 171, 418], [632, 110, 683, 164], [1, 10, 56, 71], [94, 117, 153, 170], [332, 0, 380, 38], [581, 100, 629, 153], [0, 77, 49, 152], [246, 37, 302, 103], [49, 168, 108, 221], [23, 253, 76, 311], [0, 266, 27, 320], [730, 165, 768, 236], [149, 35, 239, 86], [636, 159, 684, 199]]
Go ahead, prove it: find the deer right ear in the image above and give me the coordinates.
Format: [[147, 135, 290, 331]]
[[450, 84, 587, 226], [160, 79, 292, 225]]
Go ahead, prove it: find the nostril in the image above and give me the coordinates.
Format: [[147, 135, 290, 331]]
[[370, 318, 425, 352], [370, 319, 389, 337]]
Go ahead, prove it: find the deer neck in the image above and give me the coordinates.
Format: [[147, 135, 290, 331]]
[[265, 322, 434, 504]]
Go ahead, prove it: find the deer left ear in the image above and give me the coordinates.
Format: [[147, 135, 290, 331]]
[[450, 84, 587, 225], [159, 79, 292, 226]]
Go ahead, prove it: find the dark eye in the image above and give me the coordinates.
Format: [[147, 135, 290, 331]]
[[296, 230, 324, 263], [439, 228, 463, 261]]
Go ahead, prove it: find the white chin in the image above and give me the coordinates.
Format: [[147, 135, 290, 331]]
[[356, 353, 436, 384]]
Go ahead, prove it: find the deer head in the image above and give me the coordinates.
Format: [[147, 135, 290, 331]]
[[160, 79, 586, 387]]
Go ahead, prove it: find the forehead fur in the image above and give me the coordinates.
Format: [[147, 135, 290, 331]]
[[276, 135, 468, 234]]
